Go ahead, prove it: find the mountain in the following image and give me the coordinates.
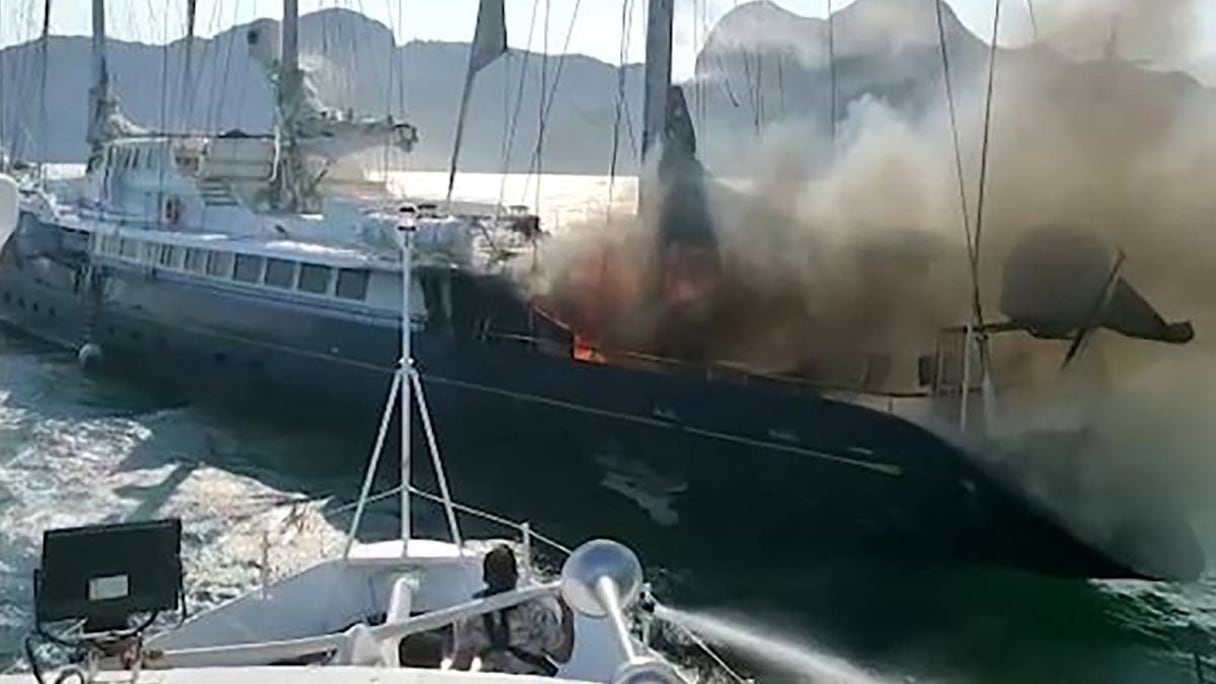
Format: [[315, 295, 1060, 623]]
[[0, 1, 1209, 175], [0, 8, 645, 174], [687, 0, 991, 165]]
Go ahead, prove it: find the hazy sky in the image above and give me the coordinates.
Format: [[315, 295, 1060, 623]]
[[1, 1, 1214, 80]]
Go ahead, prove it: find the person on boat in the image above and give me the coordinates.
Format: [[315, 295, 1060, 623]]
[[452, 545, 575, 676]]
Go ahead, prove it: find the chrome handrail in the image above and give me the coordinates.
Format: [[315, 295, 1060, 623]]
[[249, 487, 742, 684]]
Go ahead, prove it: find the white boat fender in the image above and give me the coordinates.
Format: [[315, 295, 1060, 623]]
[[77, 342, 104, 370], [0, 173, 18, 251]]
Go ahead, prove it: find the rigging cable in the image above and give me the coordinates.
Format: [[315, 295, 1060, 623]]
[[207, 1, 240, 136], [494, 0, 541, 214], [180, 0, 198, 133], [934, 0, 976, 294], [606, 0, 636, 221], [0, 5, 6, 167], [524, 0, 585, 211], [972, 0, 1003, 330], [963, 0, 1005, 429], [776, 53, 786, 119], [36, 0, 49, 182], [155, 0, 171, 137], [9, 0, 36, 165], [157, 0, 172, 219], [740, 43, 757, 134], [0, 5, 5, 166], [593, 0, 637, 347], [187, 0, 222, 127], [382, 0, 399, 180], [827, 0, 837, 149], [935, 0, 982, 430], [535, 0, 550, 217]]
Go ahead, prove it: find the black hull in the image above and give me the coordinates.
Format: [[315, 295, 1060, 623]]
[[0, 218, 1201, 581]]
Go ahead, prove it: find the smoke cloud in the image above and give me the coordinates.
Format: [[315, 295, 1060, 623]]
[[524, 0, 1216, 574], [1033, 0, 1202, 66]]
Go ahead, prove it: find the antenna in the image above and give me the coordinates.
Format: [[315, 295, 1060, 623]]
[[344, 208, 463, 559]]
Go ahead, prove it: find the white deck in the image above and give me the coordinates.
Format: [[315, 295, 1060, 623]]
[[0, 667, 595, 684]]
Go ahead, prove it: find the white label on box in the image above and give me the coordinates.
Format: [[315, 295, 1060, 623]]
[[88, 574, 130, 601]]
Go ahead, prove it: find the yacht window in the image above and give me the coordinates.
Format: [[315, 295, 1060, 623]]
[[233, 254, 264, 283], [119, 238, 139, 259], [298, 263, 331, 294], [335, 269, 370, 300], [158, 244, 175, 267], [145, 242, 161, 263], [185, 248, 207, 273], [264, 258, 295, 289], [132, 150, 141, 169], [206, 250, 234, 278]]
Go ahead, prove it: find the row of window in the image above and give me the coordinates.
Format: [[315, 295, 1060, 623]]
[[108, 146, 162, 172], [94, 234, 371, 301]]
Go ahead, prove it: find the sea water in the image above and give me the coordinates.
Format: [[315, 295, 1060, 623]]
[[658, 605, 896, 684]]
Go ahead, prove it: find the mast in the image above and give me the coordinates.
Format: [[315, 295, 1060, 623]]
[[273, 0, 304, 211], [281, 0, 300, 85], [86, 0, 112, 158], [180, 0, 198, 132], [37, 0, 51, 181], [640, 0, 673, 208], [400, 226, 413, 548]]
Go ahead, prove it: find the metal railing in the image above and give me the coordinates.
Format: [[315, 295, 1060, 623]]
[[491, 306, 933, 404], [250, 483, 746, 684]]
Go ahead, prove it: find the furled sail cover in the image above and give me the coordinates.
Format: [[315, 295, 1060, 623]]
[[247, 21, 418, 161], [657, 85, 715, 251], [468, 0, 508, 75], [1000, 227, 1193, 344]]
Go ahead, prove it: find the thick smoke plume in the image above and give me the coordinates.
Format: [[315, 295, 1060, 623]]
[[527, 0, 1216, 573], [533, 38, 1216, 383], [1033, 0, 1202, 66]]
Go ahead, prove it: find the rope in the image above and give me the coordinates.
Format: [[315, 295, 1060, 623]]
[[0, 6, 6, 167], [36, 0, 48, 179], [827, 0, 837, 149], [934, 0, 978, 299], [522, 0, 585, 209], [494, 0, 541, 212], [971, 0, 1002, 334], [534, 0, 551, 216]]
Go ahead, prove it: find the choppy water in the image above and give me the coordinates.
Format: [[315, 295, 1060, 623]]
[[0, 327, 1214, 683]]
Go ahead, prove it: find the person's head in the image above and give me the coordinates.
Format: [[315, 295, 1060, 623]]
[[483, 544, 518, 593]]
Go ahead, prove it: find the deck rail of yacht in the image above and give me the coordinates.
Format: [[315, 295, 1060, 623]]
[[484, 329, 933, 410]]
